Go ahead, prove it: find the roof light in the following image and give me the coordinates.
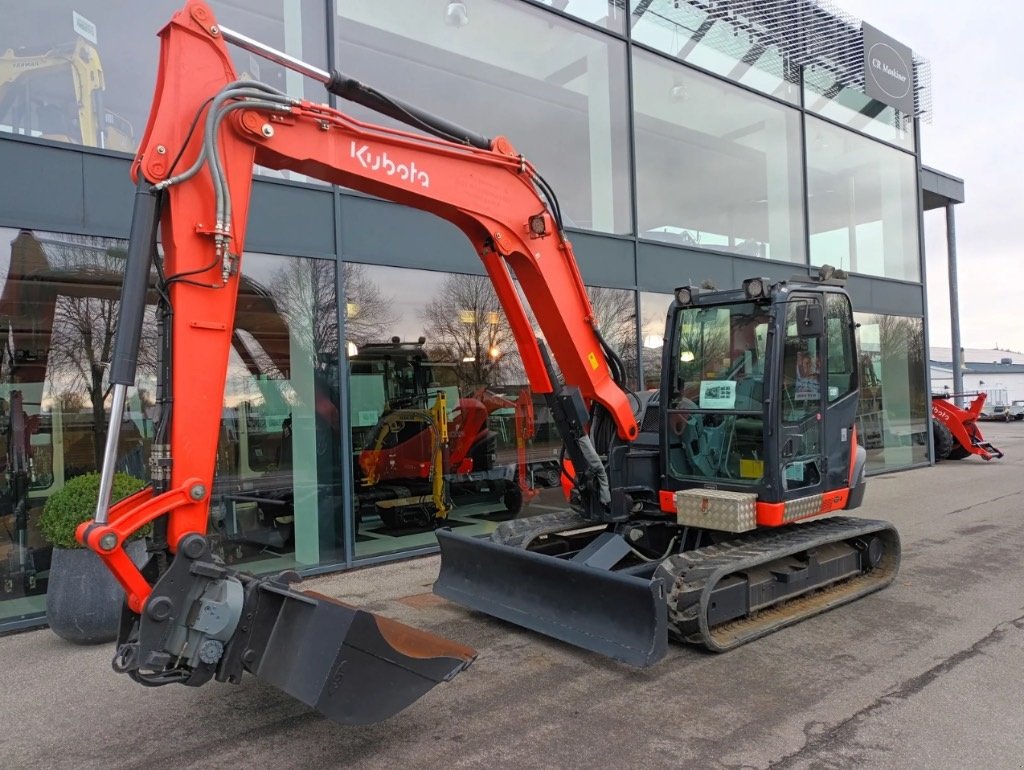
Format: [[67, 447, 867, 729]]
[[742, 276, 771, 300], [675, 285, 698, 306]]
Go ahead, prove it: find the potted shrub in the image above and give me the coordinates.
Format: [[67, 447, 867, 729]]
[[39, 472, 148, 644]]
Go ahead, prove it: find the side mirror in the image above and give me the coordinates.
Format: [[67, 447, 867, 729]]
[[797, 304, 824, 337]]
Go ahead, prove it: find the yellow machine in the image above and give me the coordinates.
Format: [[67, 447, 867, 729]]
[[362, 391, 453, 521], [0, 37, 133, 151]]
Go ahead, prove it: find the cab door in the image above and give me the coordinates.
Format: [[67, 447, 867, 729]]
[[821, 292, 859, 496], [777, 296, 826, 500]]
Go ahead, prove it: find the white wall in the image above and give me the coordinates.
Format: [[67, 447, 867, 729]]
[[931, 367, 1024, 404]]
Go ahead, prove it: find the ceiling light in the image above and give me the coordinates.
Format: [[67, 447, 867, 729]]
[[445, 2, 469, 27]]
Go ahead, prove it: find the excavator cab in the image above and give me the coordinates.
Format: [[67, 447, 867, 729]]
[[435, 274, 897, 664], [661, 278, 865, 517]]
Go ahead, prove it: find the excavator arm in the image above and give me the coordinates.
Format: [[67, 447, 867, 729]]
[[75, 0, 637, 726]]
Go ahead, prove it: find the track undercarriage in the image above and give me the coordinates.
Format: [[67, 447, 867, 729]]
[[435, 510, 900, 665]]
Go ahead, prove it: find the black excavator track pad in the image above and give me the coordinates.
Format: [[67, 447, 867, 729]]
[[657, 515, 900, 652]]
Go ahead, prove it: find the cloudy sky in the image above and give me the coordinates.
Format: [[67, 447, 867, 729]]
[[837, 0, 1023, 354]]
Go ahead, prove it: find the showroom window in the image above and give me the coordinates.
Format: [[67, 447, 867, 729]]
[[585, 285, 640, 390], [335, 0, 633, 234], [513, 282, 640, 390], [209, 1, 330, 183], [0, 228, 156, 626], [345, 263, 555, 559], [854, 312, 928, 472], [633, 50, 805, 263], [806, 116, 920, 282], [343, 263, 637, 559], [0, 1, 173, 152], [218, 252, 344, 573], [639, 290, 673, 389], [804, 64, 914, 151], [532, 0, 626, 33], [0, 226, 344, 627], [629, 1, 800, 104], [0, 0, 328, 180]]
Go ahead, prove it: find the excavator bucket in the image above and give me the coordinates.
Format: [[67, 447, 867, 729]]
[[433, 528, 667, 667], [111, 532, 474, 726], [240, 582, 476, 725]]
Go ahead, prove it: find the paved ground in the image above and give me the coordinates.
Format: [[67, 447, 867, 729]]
[[4, 421, 1024, 769]]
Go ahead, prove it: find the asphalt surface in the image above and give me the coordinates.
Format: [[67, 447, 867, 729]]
[[4, 421, 1024, 769]]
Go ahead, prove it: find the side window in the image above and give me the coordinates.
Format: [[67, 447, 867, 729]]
[[825, 294, 856, 402], [779, 299, 823, 491], [781, 300, 821, 421]]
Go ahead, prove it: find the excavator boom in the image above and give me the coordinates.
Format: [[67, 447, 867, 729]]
[[76, 0, 642, 725]]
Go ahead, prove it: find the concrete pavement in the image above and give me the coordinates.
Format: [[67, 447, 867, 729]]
[[4, 421, 1024, 769]]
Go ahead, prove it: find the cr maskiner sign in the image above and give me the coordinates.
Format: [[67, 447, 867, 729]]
[[862, 22, 915, 116]]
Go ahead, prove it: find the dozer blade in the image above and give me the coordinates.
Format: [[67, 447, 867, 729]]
[[240, 582, 476, 725], [434, 528, 667, 667]]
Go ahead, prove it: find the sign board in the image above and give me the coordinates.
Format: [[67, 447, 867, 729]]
[[699, 380, 736, 410], [862, 23, 914, 116], [73, 11, 98, 45]]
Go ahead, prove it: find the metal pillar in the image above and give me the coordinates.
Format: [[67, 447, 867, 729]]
[[946, 202, 964, 406]]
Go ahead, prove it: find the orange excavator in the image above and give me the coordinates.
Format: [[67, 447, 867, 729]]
[[80, 0, 900, 725], [931, 392, 1003, 461], [357, 358, 540, 530]]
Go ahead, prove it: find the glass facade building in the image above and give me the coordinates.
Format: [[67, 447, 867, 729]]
[[0, 0, 933, 631]]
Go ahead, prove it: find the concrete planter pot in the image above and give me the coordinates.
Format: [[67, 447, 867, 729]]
[[45, 540, 147, 645]]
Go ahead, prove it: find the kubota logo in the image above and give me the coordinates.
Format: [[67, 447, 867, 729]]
[[350, 142, 430, 188]]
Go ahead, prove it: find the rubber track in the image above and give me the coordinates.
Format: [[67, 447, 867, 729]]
[[490, 510, 590, 549], [655, 515, 900, 652]]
